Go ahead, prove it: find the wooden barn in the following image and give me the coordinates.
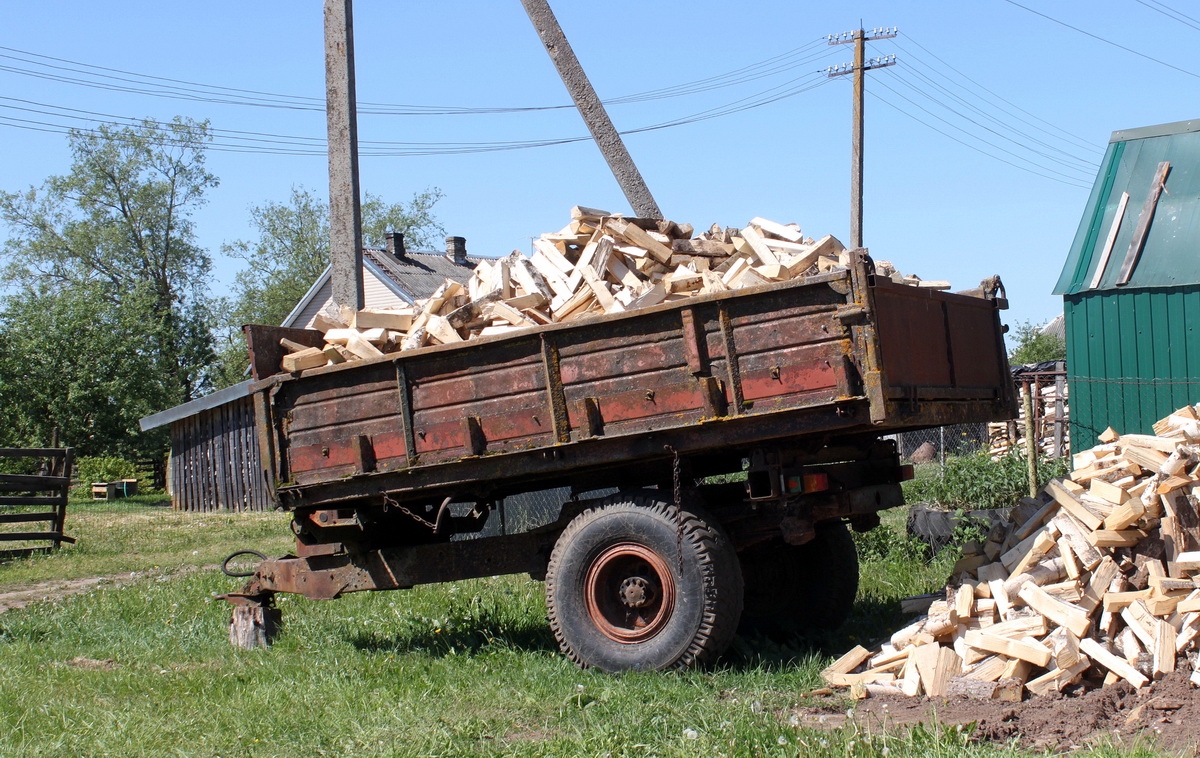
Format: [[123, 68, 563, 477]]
[[140, 234, 477, 511]]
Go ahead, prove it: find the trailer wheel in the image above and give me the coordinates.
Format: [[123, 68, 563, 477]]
[[545, 494, 743, 672], [739, 522, 859, 638]]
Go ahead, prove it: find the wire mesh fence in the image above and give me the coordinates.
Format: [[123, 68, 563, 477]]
[[892, 366, 1071, 480], [889, 423, 992, 467]]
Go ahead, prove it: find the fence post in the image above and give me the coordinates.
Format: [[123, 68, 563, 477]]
[[1053, 363, 1066, 459], [1022, 384, 1038, 497]]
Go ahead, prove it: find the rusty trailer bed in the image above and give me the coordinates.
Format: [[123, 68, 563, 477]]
[[245, 255, 1014, 511]]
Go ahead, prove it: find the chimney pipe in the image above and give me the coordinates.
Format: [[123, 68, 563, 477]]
[[446, 236, 467, 265], [386, 231, 406, 259]]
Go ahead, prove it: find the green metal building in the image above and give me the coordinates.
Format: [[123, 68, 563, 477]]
[[1054, 118, 1200, 444]]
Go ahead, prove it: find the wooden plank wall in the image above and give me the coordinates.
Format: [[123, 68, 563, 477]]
[[169, 396, 272, 512]]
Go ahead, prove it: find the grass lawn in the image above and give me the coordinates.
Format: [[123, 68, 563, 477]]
[[0, 502, 1170, 757], [0, 496, 293, 589]]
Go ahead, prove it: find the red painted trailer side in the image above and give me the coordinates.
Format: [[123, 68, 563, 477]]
[[245, 254, 1011, 512]]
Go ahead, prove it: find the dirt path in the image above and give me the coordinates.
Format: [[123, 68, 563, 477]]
[[792, 671, 1200, 754], [0, 565, 212, 614]]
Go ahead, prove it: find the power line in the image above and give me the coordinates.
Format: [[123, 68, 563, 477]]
[[0, 112, 590, 156], [626, 72, 832, 133], [1134, 0, 1200, 32], [868, 93, 1092, 189], [0, 70, 835, 158], [998, 0, 1200, 80], [0, 29, 1102, 185], [868, 78, 1094, 187], [604, 41, 834, 104], [886, 69, 1098, 177], [0, 41, 839, 116], [892, 36, 1100, 155], [888, 63, 1098, 169]]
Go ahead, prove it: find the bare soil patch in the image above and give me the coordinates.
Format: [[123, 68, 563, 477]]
[[65, 656, 120, 670], [793, 672, 1200, 754], [0, 565, 205, 614]]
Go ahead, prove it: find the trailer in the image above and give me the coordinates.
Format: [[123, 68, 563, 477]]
[[224, 252, 1015, 671]]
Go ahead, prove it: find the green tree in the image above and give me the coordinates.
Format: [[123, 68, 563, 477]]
[[1008, 319, 1067, 365], [0, 117, 217, 456], [211, 186, 444, 387]]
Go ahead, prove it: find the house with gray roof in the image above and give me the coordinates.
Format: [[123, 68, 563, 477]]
[[283, 233, 476, 328]]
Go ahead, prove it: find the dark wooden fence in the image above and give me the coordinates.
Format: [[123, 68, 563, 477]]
[[0, 448, 75, 556], [170, 395, 273, 512]]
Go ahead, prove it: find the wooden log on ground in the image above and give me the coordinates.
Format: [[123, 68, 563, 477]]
[[229, 604, 281, 650]]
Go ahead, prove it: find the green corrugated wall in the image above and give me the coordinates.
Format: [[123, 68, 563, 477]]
[[1065, 285, 1200, 443], [1056, 120, 1200, 445]]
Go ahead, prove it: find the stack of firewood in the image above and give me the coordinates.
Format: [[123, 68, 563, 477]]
[[987, 383, 1071, 460], [823, 404, 1200, 701], [276, 207, 947, 374]]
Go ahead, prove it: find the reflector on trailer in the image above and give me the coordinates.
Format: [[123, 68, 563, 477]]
[[804, 473, 830, 493]]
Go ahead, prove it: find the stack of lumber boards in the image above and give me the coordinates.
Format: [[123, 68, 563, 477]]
[[824, 403, 1200, 701], [274, 208, 944, 375]]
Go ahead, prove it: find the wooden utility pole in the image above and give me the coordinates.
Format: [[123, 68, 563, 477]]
[[325, 0, 365, 318], [828, 27, 896, 249], [520, 0, 662, 219]]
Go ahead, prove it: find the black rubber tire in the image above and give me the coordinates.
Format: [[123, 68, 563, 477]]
[[545, 493, 743, 672], [906, 504, 1011, 556], [738, 522, 859, 638]]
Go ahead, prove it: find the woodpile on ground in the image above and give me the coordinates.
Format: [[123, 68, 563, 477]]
[[824, 404, 1200, 702], [988, 373, 1070, 460], [274, 207, 948, 375]]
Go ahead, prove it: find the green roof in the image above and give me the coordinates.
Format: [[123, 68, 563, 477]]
[[1054, 118, 1200, 295]]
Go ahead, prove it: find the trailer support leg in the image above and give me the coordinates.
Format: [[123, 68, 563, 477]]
[[223, 589, 280, 650]]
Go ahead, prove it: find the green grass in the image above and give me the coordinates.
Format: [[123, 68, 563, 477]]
[[0, 503, 1172, 757], [902, 451, 1072, 511], [0, 496, 292, 589]]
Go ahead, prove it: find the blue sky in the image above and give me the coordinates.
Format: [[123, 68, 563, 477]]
[[3, 1, 1198, 333]]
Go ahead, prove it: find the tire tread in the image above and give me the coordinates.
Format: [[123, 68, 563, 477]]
[[545, 492, 742, 671]]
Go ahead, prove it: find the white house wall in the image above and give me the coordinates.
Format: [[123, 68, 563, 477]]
[[290, 268, 410, 328]]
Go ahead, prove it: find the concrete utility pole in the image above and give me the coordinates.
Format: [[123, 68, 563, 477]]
[[827, 27, 897, 249], [326, 0, 365, 317], [520, 0, 663, 219]]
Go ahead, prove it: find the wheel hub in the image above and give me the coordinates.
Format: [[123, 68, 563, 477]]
[[583, 543, 676, 643], [619, 576, 655, 608]]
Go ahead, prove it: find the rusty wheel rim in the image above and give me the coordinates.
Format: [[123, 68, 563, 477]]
[[583, 542, 676, 643]]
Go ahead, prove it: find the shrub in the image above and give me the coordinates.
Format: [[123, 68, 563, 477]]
[[0, 456, 41, 476], [72, 455, 138, 498], [903, 448, 1071, 511]]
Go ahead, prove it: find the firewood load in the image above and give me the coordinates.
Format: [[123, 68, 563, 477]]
[[823, 403, 1200, 701], [274, 207, 951, 375]]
